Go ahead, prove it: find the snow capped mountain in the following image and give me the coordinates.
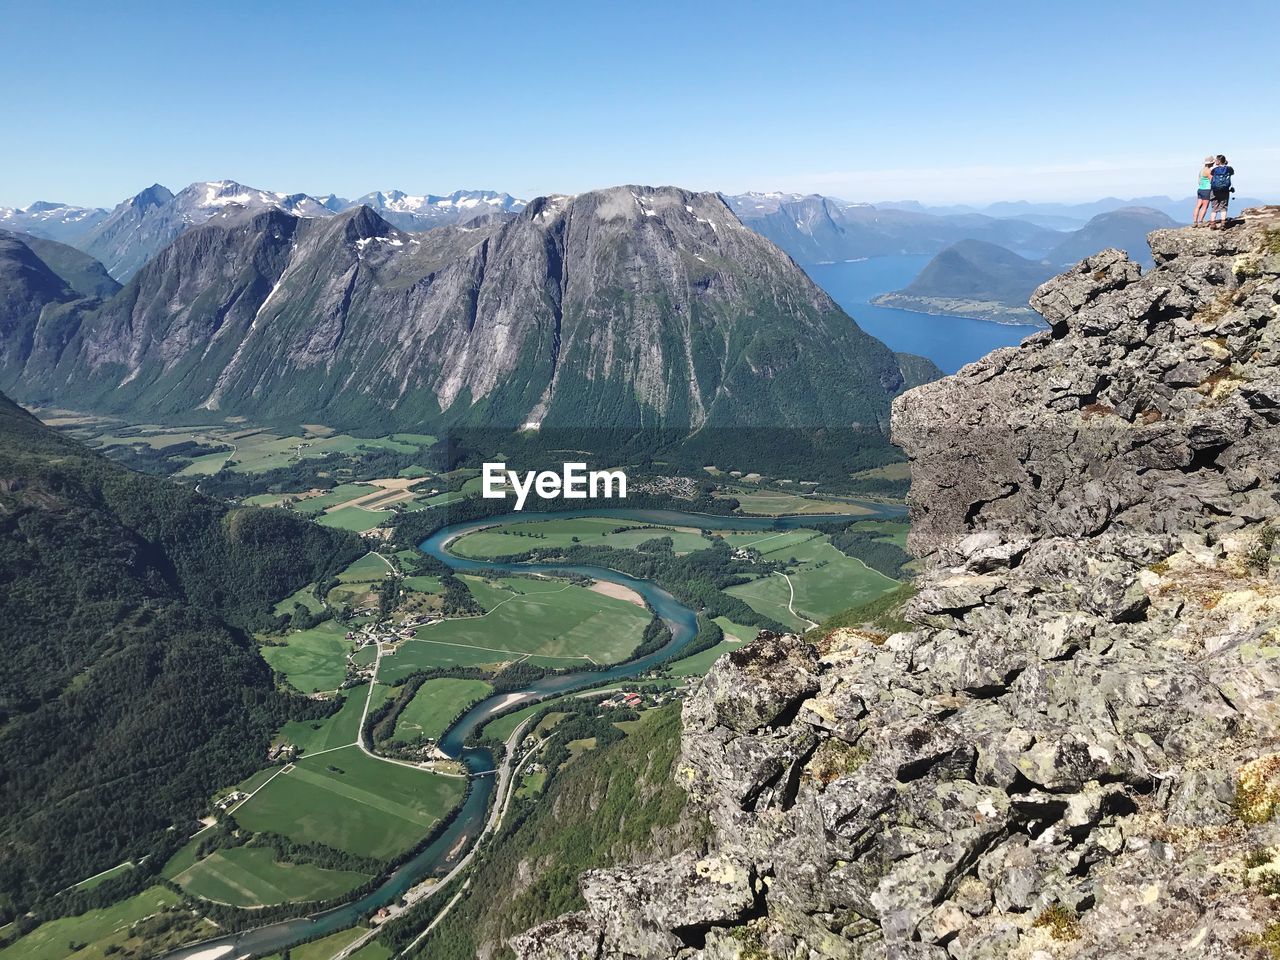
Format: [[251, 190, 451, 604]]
[[79, 180, 338, 281], [340, 189, 527, 231], [5, 180, 528, 281], [0, 201, 110, 243]]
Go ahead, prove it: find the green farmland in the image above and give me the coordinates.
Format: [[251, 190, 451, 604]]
[[318, 505, 393, 532], [379, 576, 650, 681], [232, 746, 465, 860], [450, 516, 712, 559], [393, 678, 494, 742], [0, 887, 185, 960], [276, 686, 370, 754], [259, 620, 353, 693], [724, 533, 898, 630], [172, 846, 369, 906]]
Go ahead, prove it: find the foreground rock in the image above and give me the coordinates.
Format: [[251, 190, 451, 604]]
[[513, 209, 1280, 959]]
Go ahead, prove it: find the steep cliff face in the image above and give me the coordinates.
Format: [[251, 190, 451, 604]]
[[513, 209, 1280, 959], [9, 186, 930, 433]]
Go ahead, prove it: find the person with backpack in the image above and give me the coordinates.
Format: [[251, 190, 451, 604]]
[[1193, 155, 1216, 226], [1208, 154, 1235, 229]]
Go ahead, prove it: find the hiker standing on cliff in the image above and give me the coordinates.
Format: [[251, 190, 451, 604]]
[[1193, 155, 1215, 225], [1208, 154, 1235, 229]]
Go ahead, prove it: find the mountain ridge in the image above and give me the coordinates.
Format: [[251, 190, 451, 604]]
[[2, 185, 936, 440]]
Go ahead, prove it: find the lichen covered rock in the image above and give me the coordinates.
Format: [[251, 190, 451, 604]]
[[514, 211, 1280, 958]]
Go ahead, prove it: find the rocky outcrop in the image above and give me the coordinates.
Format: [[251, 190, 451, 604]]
[[513, 209, 1280, 959]]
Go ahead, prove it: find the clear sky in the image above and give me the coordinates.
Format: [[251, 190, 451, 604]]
[[3, 0, 1277, 209]]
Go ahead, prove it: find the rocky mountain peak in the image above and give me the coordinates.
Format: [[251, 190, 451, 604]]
[[514, 209, 1280, 959], [129, 183, 175, 209]]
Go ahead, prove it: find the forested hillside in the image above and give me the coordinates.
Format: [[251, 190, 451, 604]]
[[0, 393, 363, 919], [384, 706, 696, 959]]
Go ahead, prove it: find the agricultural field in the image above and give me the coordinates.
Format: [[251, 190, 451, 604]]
[[720, 489, 874, 516], [318, 505, 393, 532], [392, 678, 494, 742], [171, 846, 369, 906], [276, 686, 370, 754], [177, 430, 432, 477], [231, 745, 465, 860], [0, 887, 191, 960], [339, 552, 395, 582], [259, 926, 373, 960], [379, 576, 650, 681], [259, 620, 354, 693], [348, 941, 394, 960], [274, 582, 325, 616], [724, 532, 899, 630], [450, 516, 712, 559], [667, 638, 750, 677], [851, 461, 912, 483]]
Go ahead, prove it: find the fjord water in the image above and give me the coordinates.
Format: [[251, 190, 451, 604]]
[[162, 506, 901, 959], [807, 255, 1043, 374]]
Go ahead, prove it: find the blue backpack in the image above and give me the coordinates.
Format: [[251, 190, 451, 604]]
[[1211, 166, 1233, 191]]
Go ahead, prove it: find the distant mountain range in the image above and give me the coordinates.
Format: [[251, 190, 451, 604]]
[[1, 182, 530, 282], [871, 206, 1179, 324], [323, 190, 526, 232], [877, 194, 1268, 229], [0, 186, 935, 437], [5, 180, 1232, 285], [722, 192, 1062, 264]]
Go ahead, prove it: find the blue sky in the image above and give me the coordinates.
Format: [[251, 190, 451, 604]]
[[2, 0, 1277, 208]]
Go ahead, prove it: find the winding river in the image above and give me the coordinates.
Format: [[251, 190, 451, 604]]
[[164, 504, 903, 959]]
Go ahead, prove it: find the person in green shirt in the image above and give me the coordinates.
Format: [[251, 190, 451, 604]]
[[1193, 155, 1215, 226]]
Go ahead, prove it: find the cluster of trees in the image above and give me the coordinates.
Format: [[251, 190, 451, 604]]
[[629, 615, 674, 660]]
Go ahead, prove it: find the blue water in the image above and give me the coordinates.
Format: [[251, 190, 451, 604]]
[[163, 506, 903, 958], [806, 255, 1043, 374]]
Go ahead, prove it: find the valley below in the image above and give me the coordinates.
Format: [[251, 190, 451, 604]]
[[0, 406, 912, 960]]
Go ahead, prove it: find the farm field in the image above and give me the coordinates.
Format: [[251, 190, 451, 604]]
[[712, 616, 761, 643], [277, 686, 369, 754], [0, 887, 185, 960], [393, 678, 495, 742], [172, 846, 369, 907], [721, 490, 874, 516], [725, 533, 898, 630], [380, 576, 650, 681], [347, 941, 394, 960], [338, 552, 395, 582], [232, 746, 465, 860], [175, 431, 432, 477], [667, 638, 748, 677], [259, 621, 353, 693], [318, 505, 393, 532], [450, 516, 711, 558], [70, 860, 135, 892], [380, 642, 506, 677], [716, 528, 820, 555], [274, 582, 325, 616], [259, 926, 372, 960], [288, 483, 378, 516]]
